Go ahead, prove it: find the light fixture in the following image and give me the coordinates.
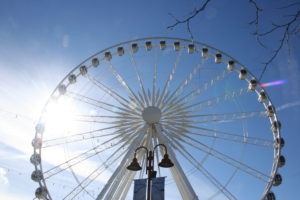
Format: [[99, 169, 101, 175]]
[[126, 144, 174, 200], [158, 154, 174, 168], [127, 157, 142, 171]]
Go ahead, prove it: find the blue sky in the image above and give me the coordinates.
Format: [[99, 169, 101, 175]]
[[0, 0, 299, 199]]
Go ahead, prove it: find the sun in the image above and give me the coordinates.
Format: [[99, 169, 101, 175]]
[[41, 96, 77, 138]]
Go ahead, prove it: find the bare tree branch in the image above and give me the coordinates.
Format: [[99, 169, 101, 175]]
[[248, 0, 266, 48], [248, 0, 262, 26], [167, 0, 300, 80], [278, 2, 300, 9], [257, 10, 300, 80], [167, 0, 212, 40], [187, 20, 194, 41], [294, 23, 300, 33], [258, 31, 287, 81]]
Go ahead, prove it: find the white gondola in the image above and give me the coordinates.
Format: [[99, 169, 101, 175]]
[[117, 47, 124, 56], [278, 155, 286, 167], [79, 65, 87, 75], [173, 41, 180, 51], [273, 174, 282, 186], [30, 154, 41, 165], [276, 137, 285, 149], [160, 41, 166, 50], [201, 48, 209, 57], [35, 187, 48, 199], [248, 79, 257, 91], [215, 53, 222, 63], [58, 84, 66, 95], [258, 91, 267, 103], [32, 138, 42, 148], [266, 104, 275, 117], [239, 69, 247, 80], [132, 43, 139, 53], [68, 74, 76, 84], [92, 58, 99, 67], [272, 120, 281, 133], [265, 191, 276, 200], [188, 44, 195, 54], [31, 170, 43, 182], [145, 41, 152, 51], [227, 60, 235, 71], [104, 52, 112, 61]]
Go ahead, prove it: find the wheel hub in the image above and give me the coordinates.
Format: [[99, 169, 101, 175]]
[[142, 106, 162, 124]]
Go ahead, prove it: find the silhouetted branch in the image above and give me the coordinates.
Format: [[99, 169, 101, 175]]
[[278, 2, 300, 9], [167, 0, 212, 40], [167, 0, 300, 80], [248, 0, 262, 26], [258, 31, 286, 80], [293, 23, 300, 33], [256, 10, 300, 80], [248, 0, 266, 48]]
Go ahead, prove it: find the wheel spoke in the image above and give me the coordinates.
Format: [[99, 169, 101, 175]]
[[161, 69, 229, 113], [44, 128, 140, 179], [152, 47, 158, 106], [67, 91, 140, 117], [166, 130, 271, 182], [163, 110, 264, 120], [164, 125, 274, 148], [76, 114, 141, 120], [161, 110, 266, 125], [43, 124, 142, 148], [129, 50, 150, 107], [74, 118, 142, 125], [163, 87, 249, 117], [160, 57, 205, 110], [156, 50, 183, 107], [166, 132, 237, 200], [86, 74, 143, 112], [106, 61, 145, 109], [63, 146, 128, 200]]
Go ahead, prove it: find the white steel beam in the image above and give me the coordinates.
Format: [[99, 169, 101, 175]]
[[155, 124, 199, 200]]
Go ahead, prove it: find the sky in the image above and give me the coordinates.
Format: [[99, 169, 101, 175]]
[[0, 0, 299, 199]]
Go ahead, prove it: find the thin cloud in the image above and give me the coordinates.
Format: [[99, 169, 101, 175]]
[[0, 167, 9, 185], [276, 100, 300, 111]]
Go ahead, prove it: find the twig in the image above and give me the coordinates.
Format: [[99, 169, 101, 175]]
[[293, 23, 300, 34], [248, 0, 266, 48], [167, 0, 300, 81], [258, 10, 300, 80], [167, 0, 212, 40], [187, 20, 194, 42], [248, 0, 262, 26], [258, 31, 286, 81], [278, 2, 300, 9]]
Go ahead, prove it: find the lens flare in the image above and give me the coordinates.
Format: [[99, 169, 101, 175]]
[[259, 80, 286, 88]]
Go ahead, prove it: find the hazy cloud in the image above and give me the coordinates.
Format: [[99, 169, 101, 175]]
[[277, 100, 300, 111], [0, 168, 9, 185], [63, 34, 69, 48]]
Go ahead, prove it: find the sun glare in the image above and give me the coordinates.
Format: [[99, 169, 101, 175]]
[[42, 97, 77, 137]]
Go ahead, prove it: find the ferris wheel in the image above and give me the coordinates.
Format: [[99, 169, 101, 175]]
[[31, 37, 285, 200]]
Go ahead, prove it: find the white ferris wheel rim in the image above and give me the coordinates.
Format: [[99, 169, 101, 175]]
[[31, 37, 284, 200]]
